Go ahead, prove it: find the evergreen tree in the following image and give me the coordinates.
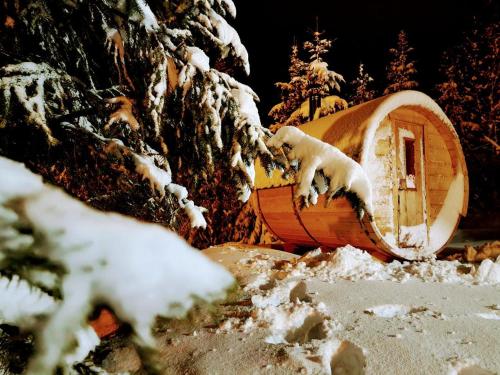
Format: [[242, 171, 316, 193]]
[[350, 63, 376, 106], [269, 30, 347, 130], [297, 30, 347, 124], [303, 30, 344, 99], [268, 43, 308, 126], [436, 21, 499, 214], [384, 30, 418, 95], [0, 0, 273, 245]]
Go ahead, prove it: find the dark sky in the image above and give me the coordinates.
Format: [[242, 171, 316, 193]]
[[232, 0, 497, 122]]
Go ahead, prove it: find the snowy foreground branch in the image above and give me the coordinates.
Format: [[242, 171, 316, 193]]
[[267, 127, 373, 218], [0, 157, 234, 374]]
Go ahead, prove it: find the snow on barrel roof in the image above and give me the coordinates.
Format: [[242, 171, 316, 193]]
[[299, 90, 458, 165]]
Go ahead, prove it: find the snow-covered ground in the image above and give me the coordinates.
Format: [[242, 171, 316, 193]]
[[99, 244, 500, 374]]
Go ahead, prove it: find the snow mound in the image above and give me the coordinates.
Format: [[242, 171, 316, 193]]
[[0, 156, 234, 373], [265, 246, 500, 286], [448, 359, 495, 375], [475, 257, 500, 284], [251, 280, 309, 308], [261, 302, 329, 344], [326, 245, 385, 279], [318, 339, 367, 375], [327, 247, 499, 285], [364, 304, 410, 318], [475, 313, 500, 321], [242, 271, 362, 373]]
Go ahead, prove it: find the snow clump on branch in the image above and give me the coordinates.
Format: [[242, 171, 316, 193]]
[[0, 156, 234, 374], [267, 126, 373, 218]]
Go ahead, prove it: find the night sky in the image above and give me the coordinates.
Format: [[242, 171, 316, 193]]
[[232, 0, 497, 122]]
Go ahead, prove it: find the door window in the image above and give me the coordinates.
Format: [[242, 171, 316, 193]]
[[403, 138, 416, 189]]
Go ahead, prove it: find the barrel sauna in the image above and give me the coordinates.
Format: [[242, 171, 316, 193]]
[[255, 91, 469, 260]]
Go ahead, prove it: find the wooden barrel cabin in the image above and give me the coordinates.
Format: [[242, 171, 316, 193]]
[[254, 90, 468, 260]]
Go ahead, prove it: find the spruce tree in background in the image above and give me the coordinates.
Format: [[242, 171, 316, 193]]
[[299, 29, 347, 123], [0, 0, 273, 246], [303, 30, 344, 101], [349, 63, 376, 106], [437, 21, 499, 215], [268, 43, 308, 126], [269, 30, 347, 130], [384, 30, 418, 95]]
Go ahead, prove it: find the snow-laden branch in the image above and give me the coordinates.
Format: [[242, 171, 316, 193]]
[[0, 276, 56, 326], [267, 127, 373, 218], [0, 59, 207, 229], [0, 156, 234, 373], [176, 52, 272, 201], [309, 60, 345, 93], [0, 63, 71, 145], [89, 125, 208, 229]]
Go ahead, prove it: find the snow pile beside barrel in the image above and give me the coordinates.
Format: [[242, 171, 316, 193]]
[[238, 245, 500, 286], [285, 246, 500, 285], [0, 157, 234, 373], [267, 126, 373, 216]]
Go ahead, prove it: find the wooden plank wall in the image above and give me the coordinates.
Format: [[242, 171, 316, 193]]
[[298, 195, 377, 250], [256, 187, 318, 246], [423, 121, 454, 225], [257, 187, 377, 251]]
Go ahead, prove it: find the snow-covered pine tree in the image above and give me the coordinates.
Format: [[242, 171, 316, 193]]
[[436, 21, 499, 215], [383, 30, 418, 95], [269, 30, 347, 130], [0, 0, 273, 246], [299, 30, 347, 123], [268, 43, 308, 127], [349, 63, 376, 106], [286, 31, 347, 126], [0, 156, 234, 373]]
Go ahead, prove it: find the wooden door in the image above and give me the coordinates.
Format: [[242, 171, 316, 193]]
[[396, 122, 428, 248]]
